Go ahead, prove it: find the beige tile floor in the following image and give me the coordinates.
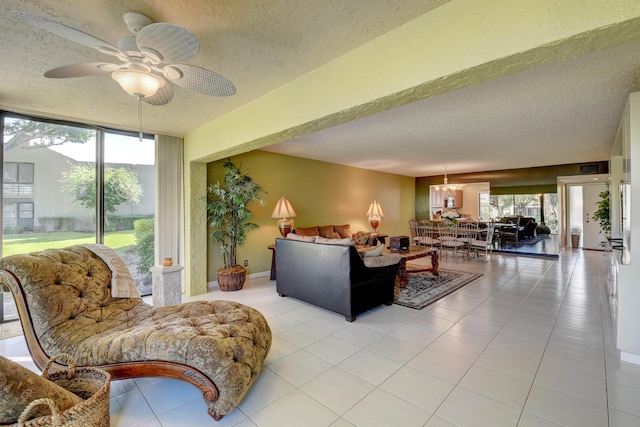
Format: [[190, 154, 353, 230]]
[[2, 249, 640, 426], [0, 318, 22, 338]]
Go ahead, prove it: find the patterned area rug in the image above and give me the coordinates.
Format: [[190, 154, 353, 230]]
[[394, 269, 482, 310]]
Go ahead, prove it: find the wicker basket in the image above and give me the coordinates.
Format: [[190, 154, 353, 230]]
[[2, 354, 111, 427]]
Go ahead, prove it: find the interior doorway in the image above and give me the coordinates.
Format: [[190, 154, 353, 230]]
[[582, 183, 607, 250], [567, 180, 608, 250]]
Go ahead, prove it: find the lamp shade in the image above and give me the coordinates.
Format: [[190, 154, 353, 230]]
[[366, 201, 384, 217], [112, 69, 165, 98], [272, 197, 296, 237], [271, 197, 297, 218]]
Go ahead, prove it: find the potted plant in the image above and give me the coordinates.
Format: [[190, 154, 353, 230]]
[[592, 183, 611, 237], [206, 159, 266, 291]]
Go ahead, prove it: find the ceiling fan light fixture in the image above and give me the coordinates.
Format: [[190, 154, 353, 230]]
[[97, 63, 119, 71], [124, 12, 153, 33], [97, 45, 120, 55], [14, 10, 235, 105], [112, 69, 164, 98], [163, 66, 183, 80], [117, 36, 139, 54], [140, 47, 163, 63]]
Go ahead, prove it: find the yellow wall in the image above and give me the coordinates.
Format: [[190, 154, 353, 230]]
[[206, 151, 415, 281]]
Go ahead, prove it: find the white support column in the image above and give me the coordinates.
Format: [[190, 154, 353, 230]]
[[150, 265, 184, 306]]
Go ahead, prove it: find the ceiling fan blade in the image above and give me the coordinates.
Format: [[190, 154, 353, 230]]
[[12, 11, 121, 56], [136, 23, 199, 64], [44, 62, 116, 78], [143, 80, 174, 105], [164, 64, 236, 96]]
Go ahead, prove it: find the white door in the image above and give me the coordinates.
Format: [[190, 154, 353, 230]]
[[583, 183, 607, 250]]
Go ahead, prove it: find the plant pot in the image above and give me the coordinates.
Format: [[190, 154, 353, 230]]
[[217, 266, 246, 291]]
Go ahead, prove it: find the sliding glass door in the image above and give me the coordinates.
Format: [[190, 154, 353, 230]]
[[2, 116, 97, 322], [103, 132, 155, 296], [1, 113, 155, 323]]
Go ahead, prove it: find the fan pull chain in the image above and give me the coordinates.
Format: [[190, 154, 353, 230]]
[[138, 97, 144, 142]]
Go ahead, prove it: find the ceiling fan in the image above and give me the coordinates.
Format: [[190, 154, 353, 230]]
[[12, 10, 236, 106]]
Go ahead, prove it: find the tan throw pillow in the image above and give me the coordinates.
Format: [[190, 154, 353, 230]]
[[354, 231, 372, 245], [363, 244, 385, 257], [334, 224, 353, 239], [294, 226, 319, 237], [0, 355, 83, 424], [318, 225, 336, 238]]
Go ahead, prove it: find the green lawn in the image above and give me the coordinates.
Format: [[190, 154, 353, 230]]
[[2, 231, 136, 257]]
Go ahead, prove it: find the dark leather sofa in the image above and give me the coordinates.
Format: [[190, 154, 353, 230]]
[[275, 238, 401, 321], [502, 216, 538, 239]]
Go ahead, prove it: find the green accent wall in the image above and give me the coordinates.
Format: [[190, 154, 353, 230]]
[[206, 151, 415, 282]]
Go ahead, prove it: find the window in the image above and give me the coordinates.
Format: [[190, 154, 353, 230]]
[[478, 192, 492, 220], [18, 202, 34, 219], [485, 193, 558, 233], [1, 113, 156, 322], [4, 162, 34, 184], [3, 204, 16, 221], [491, 194, 542, 222], [3, 163, 17, 183]]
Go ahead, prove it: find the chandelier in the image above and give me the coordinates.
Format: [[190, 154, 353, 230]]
[[434, 168, 457, 197]]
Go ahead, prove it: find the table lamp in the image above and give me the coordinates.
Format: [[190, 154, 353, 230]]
[[272, 197, 297, 237], [366, 200, 384, 233]]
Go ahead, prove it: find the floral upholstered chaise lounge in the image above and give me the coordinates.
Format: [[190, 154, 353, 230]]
[[0, 245, 271, 421]]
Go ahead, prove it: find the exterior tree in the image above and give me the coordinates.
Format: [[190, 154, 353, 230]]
[[4, 118, 93, 151], [513, 194, 538, 215], [494, 194, 539, 217], [59, 165, 143, 214], [543, 193, 559, 233]]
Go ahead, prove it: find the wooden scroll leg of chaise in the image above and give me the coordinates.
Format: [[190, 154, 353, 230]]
[[0, 271, 225, 420]]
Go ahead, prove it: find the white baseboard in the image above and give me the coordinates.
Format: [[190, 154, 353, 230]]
[[207, 270, 271, 289], [249, 271, 270, 279], [621, 351, 640, 366]]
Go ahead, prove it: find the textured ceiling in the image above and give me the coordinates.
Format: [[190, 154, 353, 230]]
[[0, 0, 444, 135], [2, 0, 640, 177], [264, 39, 640, 177]]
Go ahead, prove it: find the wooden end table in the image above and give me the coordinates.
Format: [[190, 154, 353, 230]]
[[370, 233, 389, 245], [384, 245, 438, 288]]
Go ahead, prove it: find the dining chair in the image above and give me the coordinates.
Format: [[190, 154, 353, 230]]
[[456, 220, 479, 256], [470, 222, 495, 257], [501, 216, 521, 247], [408, 218, 419, 243], [438, 220, 465, 257], [414, 219, 441, 250]]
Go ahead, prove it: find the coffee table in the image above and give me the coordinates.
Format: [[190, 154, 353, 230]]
[[384, 245, 438, 288]]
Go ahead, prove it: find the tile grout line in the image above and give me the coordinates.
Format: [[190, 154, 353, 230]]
[[515, 249, 609, 425], [410, 254, 553, 425]]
